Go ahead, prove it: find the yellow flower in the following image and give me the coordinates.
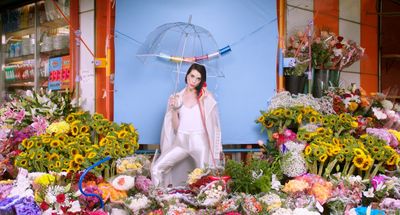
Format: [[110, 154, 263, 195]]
[[296, 114, 303, 124], [257, 116, 265, 123], [15, 158, 29, 168], [351, 121, 359, 128], [386, 154, 397, 166], [361, 156, 373, 171], [284, 110, 293, 118], [353, 148, 365, 156], [88, 152, 97, 159], [21, 139, 28, 148], [265, 121, 274, 128], [71, 125, 79, 136], [80, 125, 90, 133], [34, 174, 55, 186], [118, 130, 128, 139], [73, 154, 84, 164], [65, 114, 76, 123], [353, 155, 366, 169], [48, 153, 60, 162], [331, 147, 340, 155], [337, 154, 345, 162], [332, 137, 340, 145], [319, 154, 328, 163], [305, 145, 312, 155], [50, 139, 61, 148], [316, 127, 325, 135], [46, 121, 70, 134], [99, 138, 109, 147], [93, 113, 104, 121], [103, 150, 111, 157], [309, 116, 317, 124], [70, 148, 79, 156]]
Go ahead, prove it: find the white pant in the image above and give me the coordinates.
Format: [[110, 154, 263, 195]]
[[151, 131, 210, 187]]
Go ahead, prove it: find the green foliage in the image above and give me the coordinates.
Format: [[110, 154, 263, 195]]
[[224, 155, 282, 194], [311, 42, 332, 69]]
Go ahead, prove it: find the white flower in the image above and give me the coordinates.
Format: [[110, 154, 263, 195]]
[[271, 208, 293, 215], [363, 187, 375, 198], [348, 175, 362, 184], [292, 208, 320, 215], [67, 200, 81, 213], [127, 194, 150, 213], [381, 100, 394, 110], [281, 152, 307, 177], [271, 174, 282, 191], [111, 175, 135, 191], [42, 208, 57, 215], [372, 107, 387, 120], [111, 208, 129, 215]]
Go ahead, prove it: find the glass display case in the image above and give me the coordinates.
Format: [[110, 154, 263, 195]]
[[0, 0, 71, 100]]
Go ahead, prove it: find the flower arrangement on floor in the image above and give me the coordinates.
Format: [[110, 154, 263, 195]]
[[14, 111, 139, 176]]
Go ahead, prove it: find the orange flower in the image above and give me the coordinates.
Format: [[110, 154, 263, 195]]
[[98, 182, 127, 203]]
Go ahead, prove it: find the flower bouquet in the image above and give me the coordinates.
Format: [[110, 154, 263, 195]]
[[14, 111, 139, 177]]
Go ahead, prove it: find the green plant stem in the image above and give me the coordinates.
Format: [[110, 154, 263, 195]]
[[312, 160, 318, 175], [318, 162, 325, 176], [343, 160, 350, 175], [324, 159, 338, 178], [347, 164, 356, 177], [370, 161, 384, 179]]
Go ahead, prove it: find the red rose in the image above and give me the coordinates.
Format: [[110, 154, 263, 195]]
[[56, 193, 66, 203], [40, 202, 49, 210], [335, 43, 343, 49], [337, 36, 344, 42]]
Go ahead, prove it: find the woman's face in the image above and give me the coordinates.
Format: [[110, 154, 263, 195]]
[[187, 69, 202, 90]]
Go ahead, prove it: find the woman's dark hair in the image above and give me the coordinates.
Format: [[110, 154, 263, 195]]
[[185, 63, 207, 96]]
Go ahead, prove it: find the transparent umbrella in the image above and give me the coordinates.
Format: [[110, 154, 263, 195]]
[[136, 17, 229, 93]]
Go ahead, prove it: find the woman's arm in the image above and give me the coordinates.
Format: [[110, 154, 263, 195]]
[[168, 95, 180, 132]]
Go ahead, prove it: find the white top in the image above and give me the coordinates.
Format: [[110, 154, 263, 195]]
[[178, 104, 205, 134]]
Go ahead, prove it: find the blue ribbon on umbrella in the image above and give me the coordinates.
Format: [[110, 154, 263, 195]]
[[78, 156, 111, 209]]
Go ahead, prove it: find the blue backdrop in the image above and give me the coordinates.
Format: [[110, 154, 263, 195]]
[[114, 0, 278, 144]]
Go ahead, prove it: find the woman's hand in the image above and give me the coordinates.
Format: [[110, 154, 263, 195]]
[[168, 95, 181, 111]]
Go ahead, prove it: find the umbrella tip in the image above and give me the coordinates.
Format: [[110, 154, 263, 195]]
[[188, 15, 192, 24]]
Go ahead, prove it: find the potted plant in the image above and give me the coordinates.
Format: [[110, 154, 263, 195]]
[[284, 31, 310, 94], [311, 31, 364, 97]]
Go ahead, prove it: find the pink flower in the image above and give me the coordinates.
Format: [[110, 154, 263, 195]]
[[371, 175, 385, 190], [225, 212, 241, 215], [14, 110, 25, 123]]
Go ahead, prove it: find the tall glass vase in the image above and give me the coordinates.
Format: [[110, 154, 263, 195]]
[[312, 69, 340, 98]]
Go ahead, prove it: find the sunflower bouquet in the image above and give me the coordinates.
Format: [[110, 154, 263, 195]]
[[14, 111, 139, 177]]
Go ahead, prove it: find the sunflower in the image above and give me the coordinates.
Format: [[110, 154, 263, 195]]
[[93, 113, 104, 121], [374, 152, 385, 161], [309, 116, 317, 124], [50, 139, 62, 148], [331, 147, 341, 155], [29, 151, 36, 159], [42, 137, 52, 144], [360, 156, 373, 171], [36, 153, 44, 160], [118, 130, 128, 139], [353, 155, 366, 169], [353, 148, 365, 156], [26, 140, 35, 149], [21, 139, 28, 148], [284, 110, 293, 118], [95, 163, 104, 171], [87, 152, 97, 159], [120, 150, 128, 157], [313, 147, 324, 157], [257, 116, 265, 123], [316, 127, 325, 135], [332, 137, 340, 145], [69, 160, 81, 171], [70, 148, 79, 156], [386, 154, 397, 166], [103, 150, 111, 157], [272, 109, 283, 117], [80, 125, 90, 133], [49, 153, 60, 162], [71, 125, 80, 136], [304, 145, 312, 155], [66, 114, 76, 123], [296, 114, 303, 124], [55, 161, 61, 168], [16, 158, 29, 168], [319, 154, 328, 163], [337, 154, 345, 162], [73, 154, 84, 164], [265, 121, 274, 128]]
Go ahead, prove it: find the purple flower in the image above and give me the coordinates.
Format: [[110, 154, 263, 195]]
[[0, 196, 22, 214], [371, 175, 386, 190], [14, 196, 40, 215], [135, 175, 152, 194]]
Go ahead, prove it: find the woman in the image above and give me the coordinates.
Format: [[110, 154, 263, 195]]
[[151, 63, 222, 187]]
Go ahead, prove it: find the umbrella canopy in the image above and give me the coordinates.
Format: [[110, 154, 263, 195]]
[[137, 21, 227, 81]]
